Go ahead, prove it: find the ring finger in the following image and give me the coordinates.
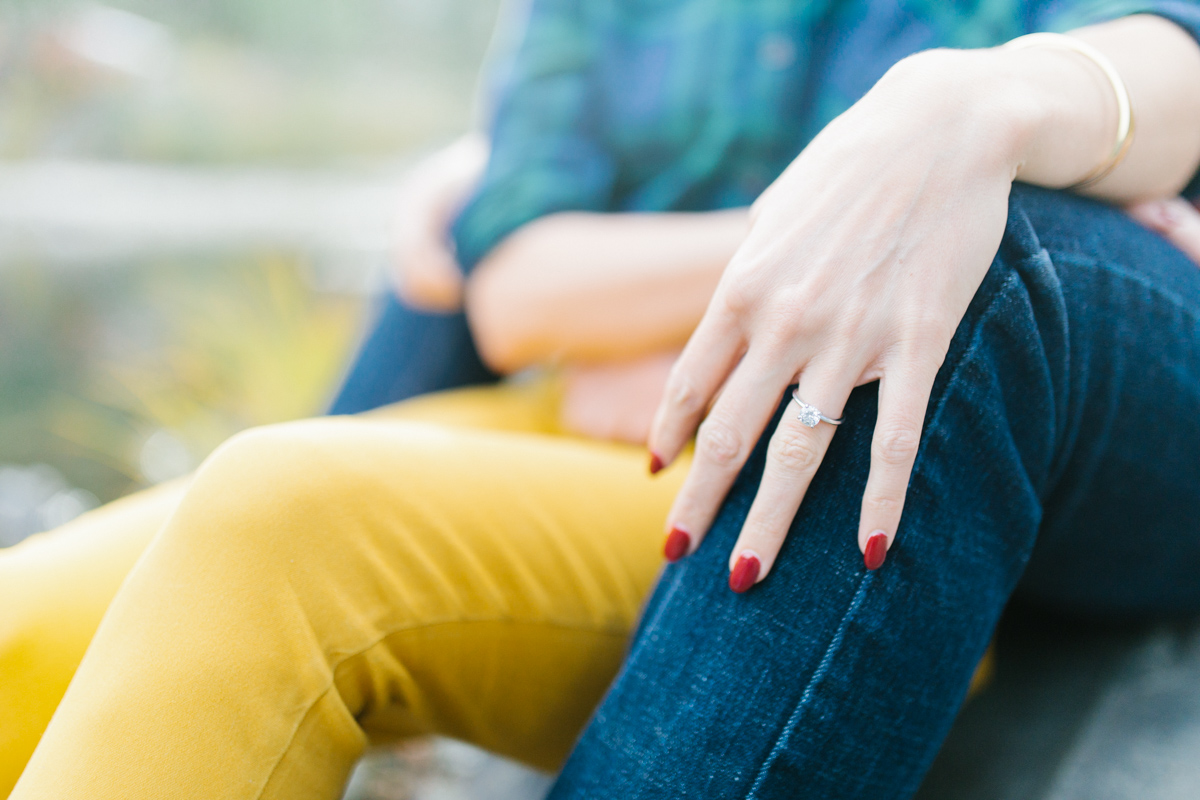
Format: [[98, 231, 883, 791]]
[[727, 362, 856, 591]]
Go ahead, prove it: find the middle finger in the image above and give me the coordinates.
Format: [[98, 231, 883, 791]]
[[661, 345, 798, 561]]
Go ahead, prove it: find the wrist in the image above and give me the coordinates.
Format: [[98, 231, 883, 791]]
[[874, 45, 1114, 188], [986, 42, 1118, 187], [870, 48, 1041, 181]]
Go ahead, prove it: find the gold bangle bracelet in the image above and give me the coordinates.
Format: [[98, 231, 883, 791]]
[[1004, 31, 1135, 190]]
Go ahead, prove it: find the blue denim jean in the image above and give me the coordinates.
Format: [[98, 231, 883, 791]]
[[330, 184, 1200, 798], [544, 184, 1200, 798], [328, 299, 496, 415]]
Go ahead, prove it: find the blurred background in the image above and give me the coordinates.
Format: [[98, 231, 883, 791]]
[[0, 2, 561, 797], [0, 0, 501, 546], [7, 5, 1200, 800]]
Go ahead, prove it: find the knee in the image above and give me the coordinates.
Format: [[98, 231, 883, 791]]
[[161, 421, 362, 568]]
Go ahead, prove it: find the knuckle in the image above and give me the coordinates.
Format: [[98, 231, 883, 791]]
[[862, 493, 904, 517], [668, 374, 706, 416], [739, 523, 786, 556], [770, 426, 822, 474], [720, 283, 753, 317], [873, 423, 921, 466], [899, 312, 942, 338], [696, 417, 744, 467], [894, 317, 951, 357], [762, 306, 803, 344]]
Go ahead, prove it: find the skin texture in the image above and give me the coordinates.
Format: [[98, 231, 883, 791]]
[[466, 209, 748, 371], [396, 18, 1200, 501], [388, 146, 746, 445], [647, 15, 1200, 583]]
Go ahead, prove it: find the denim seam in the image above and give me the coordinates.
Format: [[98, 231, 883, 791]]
[[745, 572, 873, 798], [743, 264, 1026, 798], [736, 237, 1196, 796], [920, 269, 1025, 439]]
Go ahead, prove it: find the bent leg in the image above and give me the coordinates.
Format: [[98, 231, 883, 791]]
[[9, 410, 687, 800], [549, 185, 1200, 799], [0, 374, 599, 796], [0, 482, 184, 796]]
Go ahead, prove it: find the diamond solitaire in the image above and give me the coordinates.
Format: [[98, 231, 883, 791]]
[[795, 401, 822, 428], [790, 389, 845, 427]]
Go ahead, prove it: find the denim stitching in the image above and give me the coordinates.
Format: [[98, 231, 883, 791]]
[[745, 572, 873, 798], [742, 262, 1027, 798], [740, 222, 1200, 797]]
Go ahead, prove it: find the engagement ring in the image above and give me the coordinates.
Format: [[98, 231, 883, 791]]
[[791, 390, 844, 428]]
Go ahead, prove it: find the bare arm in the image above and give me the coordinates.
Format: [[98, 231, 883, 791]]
[[1004, 14, 1200, 198], [466, 14, 1200, 376], [391, 134, 489, 311], [645, 12, 1200, 583], [465, 209, 748, 373]]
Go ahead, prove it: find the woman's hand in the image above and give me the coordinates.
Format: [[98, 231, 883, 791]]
[[1128, 197, 1200, 265], [561, 351, 677, 445], [390, 133, 488, 311], [650, 12, 1200, 591], [648, 49, 1062, 590]]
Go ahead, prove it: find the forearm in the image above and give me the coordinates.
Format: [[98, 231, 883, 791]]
[[1010, 15, 1200, 200], [871, 15, 1200, 205], [465, 209, 747, 372]]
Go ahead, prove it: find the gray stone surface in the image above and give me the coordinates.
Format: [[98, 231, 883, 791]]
[[918, 612, 1200, 800], [1042, 629, 1200, 800], [344, 613, 1200, 800], [343, 739, 550, 800]]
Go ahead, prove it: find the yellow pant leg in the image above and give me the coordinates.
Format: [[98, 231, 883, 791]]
[[0, 481, 186, 796], [8, 388, 688, 800], [0, 375, 619, 797], [0, 377, 575, 797]]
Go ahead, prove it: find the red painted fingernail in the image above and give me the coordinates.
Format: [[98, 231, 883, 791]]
[[729, 552, 761, 593], [649, 452, 664, 475], [664, 527, 690, 562], [864, 532, 889, 571]]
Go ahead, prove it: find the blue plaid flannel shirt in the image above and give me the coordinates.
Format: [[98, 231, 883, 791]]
[[452, 0, 1200, 272]]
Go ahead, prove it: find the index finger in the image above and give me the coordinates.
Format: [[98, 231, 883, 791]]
[[648, 306, 744, 472]]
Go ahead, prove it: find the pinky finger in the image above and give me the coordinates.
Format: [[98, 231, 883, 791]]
[[856, 360, 939, 570]]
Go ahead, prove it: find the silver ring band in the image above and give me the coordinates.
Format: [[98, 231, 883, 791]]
[[791, 389, 844, 428]]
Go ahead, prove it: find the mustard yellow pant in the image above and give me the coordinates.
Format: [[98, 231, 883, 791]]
[[0, 379, 690, 799]]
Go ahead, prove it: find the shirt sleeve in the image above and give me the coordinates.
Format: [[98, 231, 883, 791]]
[[1039, 0, 1200, 198], [451, 0, 616, 274]]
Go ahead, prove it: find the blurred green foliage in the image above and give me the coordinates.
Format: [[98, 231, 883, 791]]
[[0, 0, 501, 163], [0, 0, 499, 536], [0, 252, 361, 503]]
